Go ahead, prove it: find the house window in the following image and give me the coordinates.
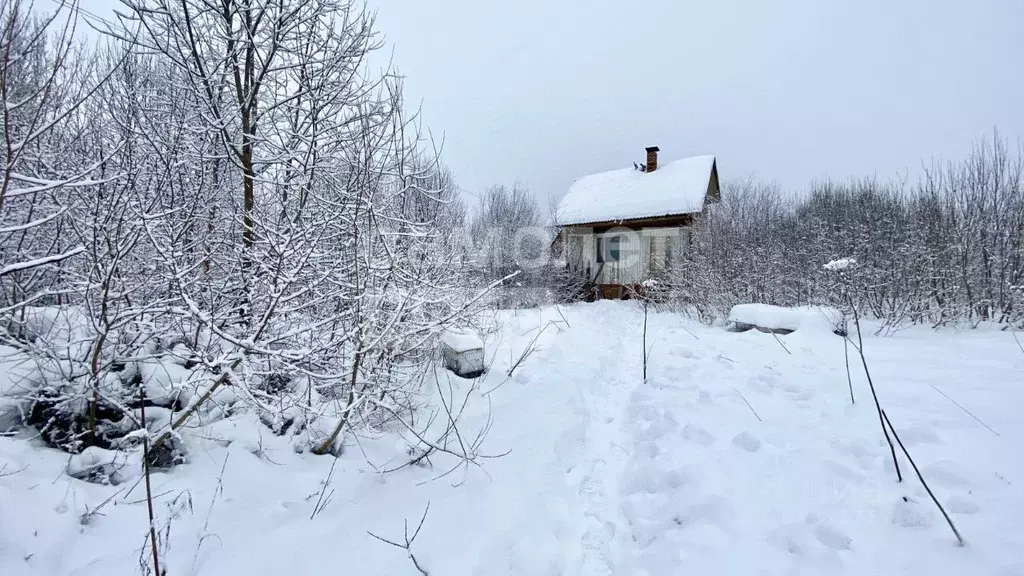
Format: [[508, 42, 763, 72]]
[[597, 235, 620, 263]]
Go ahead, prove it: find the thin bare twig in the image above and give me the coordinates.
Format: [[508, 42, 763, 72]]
[[730, 385, 762, 422], [1010, 324, 1024, 356], [310, 455, 339, 519], [507, 320, 557, 377], [768, 329, 791, 355], [191, 453, 229, 575], [0, 462, 28, 477], [552, 304, 570, 328], [367, 503, 431, 575], [928, 384, 999, 436], [79, 485, 130, 525], [679, 324, 700, 341]]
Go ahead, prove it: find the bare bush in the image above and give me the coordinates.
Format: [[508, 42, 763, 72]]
[[0, 0, 497, 479]]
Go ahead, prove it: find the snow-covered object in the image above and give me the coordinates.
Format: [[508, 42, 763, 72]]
[[824, 257, 857, 271], [0, 346, 43, 431], [556, 155, 716, 226], [440, 329, 485, 378], [133, 359, 193, 407], [727, 304, 845, 335], [66, 447, 118, 477], [441, 329, 483, 353], [65, 446, 128, 485]]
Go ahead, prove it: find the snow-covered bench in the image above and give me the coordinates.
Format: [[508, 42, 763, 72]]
[[727, 304, 846, 336], [440, 329, 486, 378]]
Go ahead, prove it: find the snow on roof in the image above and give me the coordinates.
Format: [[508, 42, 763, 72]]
[[556, 155, 716, 226]]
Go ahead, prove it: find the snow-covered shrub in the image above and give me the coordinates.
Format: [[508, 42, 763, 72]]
[[0, 0, 498, 487]]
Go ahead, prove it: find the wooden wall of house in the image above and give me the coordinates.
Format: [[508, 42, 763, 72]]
[[564, 227, 594, 278], [562, 225, 691, 288]]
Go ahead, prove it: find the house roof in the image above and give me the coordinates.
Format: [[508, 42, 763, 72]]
[[556, 154, 716, 226]]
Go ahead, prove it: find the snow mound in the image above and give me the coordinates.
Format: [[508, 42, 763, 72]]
[[727, 304, 844, 335], [66, 446, 119, 477], [65, 446, 136, 485]]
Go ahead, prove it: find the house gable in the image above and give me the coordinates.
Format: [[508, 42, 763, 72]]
[[706, 159, 721, 204]]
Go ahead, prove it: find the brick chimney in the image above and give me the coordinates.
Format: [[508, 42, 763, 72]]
[[645, 146, 660, 173]]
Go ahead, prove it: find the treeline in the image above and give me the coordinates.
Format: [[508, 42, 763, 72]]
[[665, 134, 1024, 329]]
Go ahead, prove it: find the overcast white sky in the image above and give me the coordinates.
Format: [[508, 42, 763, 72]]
[[82, 0, 1024, 204]]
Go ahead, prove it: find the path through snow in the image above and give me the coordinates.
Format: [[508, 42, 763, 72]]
[[475, 303, 1024, 575]]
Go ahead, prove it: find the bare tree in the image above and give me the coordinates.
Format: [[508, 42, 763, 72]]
[[0, 0, 114, 316]]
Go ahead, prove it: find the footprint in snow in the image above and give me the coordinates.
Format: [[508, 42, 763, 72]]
[[746, 374, 775, 394], [697, 389, 714, 404], [770, 516, 852, 557], [805, 515, 852, 551], [892, 424, 941, 446], [920, 459, 970, 487], [779, 381, 815, 400], [682, 423, 717, 447], [732, 431, 762, 453], [891, 497, 934, 530], [672, 494, 733, 530], [946, 494, 979, 515], [830, 438, 875, 470], [822, 459, 865, 483], [634, 439, 660, 460], [781, 382, 803, 394]]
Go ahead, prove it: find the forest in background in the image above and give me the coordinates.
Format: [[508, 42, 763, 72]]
[[664, 135, 1024, 331]]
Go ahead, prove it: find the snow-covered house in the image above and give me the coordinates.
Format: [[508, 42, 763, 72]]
[[555, 147, 720, 299]]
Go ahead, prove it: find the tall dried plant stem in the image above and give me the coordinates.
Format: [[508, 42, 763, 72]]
[[139, 389, 163, 576], [844, 335, 855, 404], [882, 409, 965, 546], [642, 296, 649, 381], [846, 290, 902, 482]]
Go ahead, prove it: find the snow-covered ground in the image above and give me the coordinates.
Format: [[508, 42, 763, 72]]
[[2, 302, 1023, 575]]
